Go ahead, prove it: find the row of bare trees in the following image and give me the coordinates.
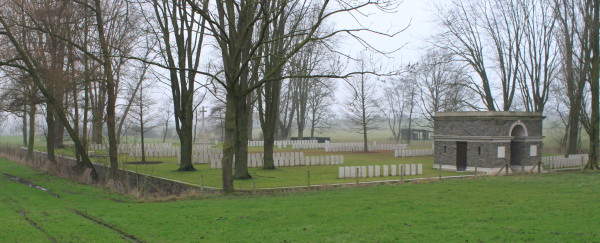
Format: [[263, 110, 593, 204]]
[[0, 0, 403, 192], [434, 0, 598, 169]]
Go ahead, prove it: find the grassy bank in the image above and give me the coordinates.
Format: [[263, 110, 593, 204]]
[[1, 157, 599, 242]]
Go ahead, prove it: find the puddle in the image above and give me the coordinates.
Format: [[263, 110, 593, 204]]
[[2, 173, 61, 198]]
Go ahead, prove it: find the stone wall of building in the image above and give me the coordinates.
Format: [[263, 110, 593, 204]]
[[435, 140, 512, 168], [433, 112, 544, 170], [434, 116, 543, 137]]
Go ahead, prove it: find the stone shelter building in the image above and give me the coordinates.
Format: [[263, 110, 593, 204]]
[[433, 111, 544, 173]]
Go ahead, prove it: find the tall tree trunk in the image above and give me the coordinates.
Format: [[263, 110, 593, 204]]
[[193, 110, 198, 143], [27, 105, 36, 160], [73, 76, 80, 165], [22, 110, 27, 147], [140, 101, 146, 163], [222, 91, 236, 193], [176, 83, 196, 171], [162, 119, 169, 143], [83, 78, 89, 152], [46, 103, 56, 163], [586, 0, 599, 170], [247, 93, 254, 141], [362, 83, 368, 152], [54, 108, 65, 148], [407, 104, 414, 145], [560, 0, 584, 155], [566, 96, 583, 153], [310, 106, 317, 138], [234, 91, 252, 179], [91, 109, 103, 144], [396, 117, 403, 143], [93, 0, 119, 178], [262, 79, 281, 170], [178, 125, 194, 170]]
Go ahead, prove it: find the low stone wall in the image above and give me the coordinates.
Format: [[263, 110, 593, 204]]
[[0, 145, 216, 196]]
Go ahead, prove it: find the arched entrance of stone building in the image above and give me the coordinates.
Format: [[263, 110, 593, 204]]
[[509, 121, 528, 166]]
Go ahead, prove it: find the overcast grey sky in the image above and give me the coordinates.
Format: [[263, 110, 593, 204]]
[[334, 0, 436, 67]]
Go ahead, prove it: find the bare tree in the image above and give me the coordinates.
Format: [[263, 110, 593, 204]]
[[553, 0, 598, 161], [145, 0, 207, 171], [399, 67, 419, 144], [184, 0, 402, 192], [581, 0, 599, 170], [0, 0, 100, 180], [435, 0, 525, 111], [517, 0, 558, 113], [415, 49, 472, 127], [0, 71, 41, 158], [554, 0, 588, 154], [307, 78, 335, 137], [343, 52, 381, 152], [159, 99, 174, 143], [378, 77, 405, 142], [127, 82, 158, 163]]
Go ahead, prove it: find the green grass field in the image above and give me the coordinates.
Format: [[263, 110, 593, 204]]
[[1, 157, 599, 242]]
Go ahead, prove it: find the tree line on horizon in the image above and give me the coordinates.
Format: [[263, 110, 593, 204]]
[[0, 0, 597, 192]]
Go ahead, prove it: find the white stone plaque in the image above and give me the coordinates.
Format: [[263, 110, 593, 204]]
[[530, 145, 537, 156], [497, 146, 506, 158]]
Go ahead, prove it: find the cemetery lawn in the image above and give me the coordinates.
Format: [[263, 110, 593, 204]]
[[42, 146, 466, 189], [1, 157, 599, 242]]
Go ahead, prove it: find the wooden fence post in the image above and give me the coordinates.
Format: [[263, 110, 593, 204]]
[[200, 174, 204, 193]]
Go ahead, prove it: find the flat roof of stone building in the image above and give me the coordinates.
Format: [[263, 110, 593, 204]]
[[434, 111, 543, 118]]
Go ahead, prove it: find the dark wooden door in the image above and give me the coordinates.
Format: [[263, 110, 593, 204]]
[[456, 142, 467, 171]]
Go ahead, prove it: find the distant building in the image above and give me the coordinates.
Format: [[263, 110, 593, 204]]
[[400, 129, 432, 140], [433, 111, 544, 173]]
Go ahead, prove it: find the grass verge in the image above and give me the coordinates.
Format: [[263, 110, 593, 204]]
[[1, 157, 599, 242]]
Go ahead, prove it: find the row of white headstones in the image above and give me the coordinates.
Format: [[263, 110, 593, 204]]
[[324, 143, 408, 152], [394, 149, 433, 157], [94, 143, 426, 180], [248, 140, 320, 147], [209, 155, 345, 169], [338, 164, 423, 179], [542, 154, 589, 169]]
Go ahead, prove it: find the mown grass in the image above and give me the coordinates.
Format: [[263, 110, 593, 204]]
[[1, 157, 599, 242], [40, 145, 466, 189]]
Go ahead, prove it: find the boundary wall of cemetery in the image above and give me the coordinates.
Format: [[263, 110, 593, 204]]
[[0, 146, 215, 196]]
